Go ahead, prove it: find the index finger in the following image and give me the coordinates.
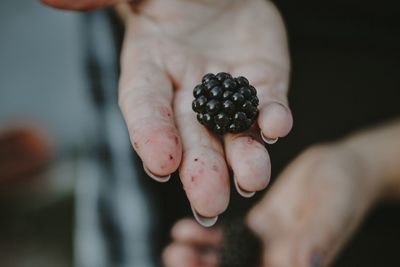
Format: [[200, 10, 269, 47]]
[[119, 40, 182, 180]]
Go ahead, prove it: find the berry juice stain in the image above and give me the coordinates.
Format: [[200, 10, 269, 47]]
[[212, 165, 219, 172], [158, 106, 172, 118], [246, 137, 255, 145]]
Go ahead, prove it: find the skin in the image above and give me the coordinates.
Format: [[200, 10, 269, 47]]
[[164, 120, 400, 267], [42, 0, 293, 218]]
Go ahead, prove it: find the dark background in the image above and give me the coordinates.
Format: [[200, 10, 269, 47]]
[[152, 1, 400, 266], [276, 1, 400, 266]]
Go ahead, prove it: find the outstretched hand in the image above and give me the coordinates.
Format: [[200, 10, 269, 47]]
[[42, 0, 293, 225], [164, 143, 381, 267]]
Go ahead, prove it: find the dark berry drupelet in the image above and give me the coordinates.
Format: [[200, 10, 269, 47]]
[[192, 72, 259, 135]]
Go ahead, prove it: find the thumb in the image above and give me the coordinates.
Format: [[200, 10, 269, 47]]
[[231, 62, 293, 145], [245, 145, 374, 267], [246, 202, 324, 267]]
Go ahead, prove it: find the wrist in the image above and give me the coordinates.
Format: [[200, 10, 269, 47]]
[[340, 124, 399, 202], [339, 137, 385, 204]]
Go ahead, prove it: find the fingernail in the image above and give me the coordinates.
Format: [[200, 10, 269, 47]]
[[191, 205, 218, 227], [143, 163, 171, 183], [233, 175, 256, 198], [311, 253, 322, 267], [260, 131, 278, 144]]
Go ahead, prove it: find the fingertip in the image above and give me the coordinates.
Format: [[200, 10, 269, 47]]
[[225, 135, 271, 194], [261, 133, 279, 145], [180, 150, 230, 218], [171, 218, 198, 239], [132, 124, 182, 177], [189, 195, 229, 219], [191, 205, 219, 227], [162, 243, 201, 267], [143, 163, 171, 183], [233, 175, 256, 198], [233, 157, 271, 193], [259, 102, 293, 139]]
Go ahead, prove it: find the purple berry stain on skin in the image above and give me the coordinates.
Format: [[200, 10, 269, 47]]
[[212, 165, 219, 172], [158, 106, 172, 118], [246, 136, 255, 145]]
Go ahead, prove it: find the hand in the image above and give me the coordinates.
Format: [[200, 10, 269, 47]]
[[163, 143, 382, 267], [246, 143, 382, 266], [163, 218, 222, 267], [42, 0, 294, 224]]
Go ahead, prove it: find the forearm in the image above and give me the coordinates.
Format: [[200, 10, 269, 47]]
[[343, 119, 400, 200]]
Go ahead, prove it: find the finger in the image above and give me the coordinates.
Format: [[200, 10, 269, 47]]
[[41, 0, 129, 10], [163, 243, 218, 267], [231, 62, 293, 142], [224, 129, 271, 197], [175, 81, 230, 224], [163, 244, 201, 267], [171, 219, 223, 247], [258, 99, 293, 140], [119, 41, 182, 179]]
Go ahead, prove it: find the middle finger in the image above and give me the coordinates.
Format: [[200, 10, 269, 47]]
[[175, 81, 230, 226]]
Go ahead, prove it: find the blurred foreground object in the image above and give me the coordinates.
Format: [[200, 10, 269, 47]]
[[0, 127, 51, 185], [219, 218, 262, 267]]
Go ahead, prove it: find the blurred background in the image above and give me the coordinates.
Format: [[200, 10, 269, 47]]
[[0, 1, 85, 266], [0, 0, 399, 266]]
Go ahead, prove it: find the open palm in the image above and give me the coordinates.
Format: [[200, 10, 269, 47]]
[[44, 0, 293, 225]]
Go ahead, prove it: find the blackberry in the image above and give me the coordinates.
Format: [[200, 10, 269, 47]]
[[192, 72, 259, 135], [219, 218, 262, 267]]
